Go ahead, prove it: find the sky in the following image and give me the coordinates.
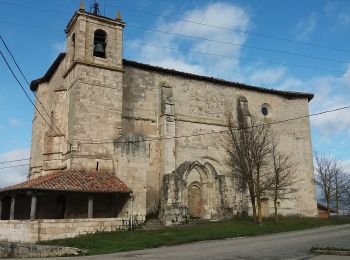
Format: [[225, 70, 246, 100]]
[[0, 0, 350, 188]]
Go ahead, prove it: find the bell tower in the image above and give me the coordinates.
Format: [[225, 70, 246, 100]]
[[63, 1, 126, 171], [65, 1, 125, 71]]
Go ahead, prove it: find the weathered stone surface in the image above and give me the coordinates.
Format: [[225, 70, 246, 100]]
[[0, 218, 129, 243], [26, 7, 317, 233], [0, 241, 84, 258]]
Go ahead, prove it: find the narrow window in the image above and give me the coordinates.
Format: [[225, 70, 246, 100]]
[[93, 29, 107, 58], [71, 33, 76, 60], [96, 161, 99, 171]]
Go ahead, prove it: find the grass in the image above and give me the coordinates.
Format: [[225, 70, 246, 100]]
[[41, 217, 350, 256]]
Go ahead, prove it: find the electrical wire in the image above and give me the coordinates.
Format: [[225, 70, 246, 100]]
[[0, 0, 348, 65], [126, 41, 344, 74], [79, 105, 350, 145], [127, 24, 347, 64], [108, 3, 350, 53], [1, 105, 349, 168], [1, 0, 349, 54], [0, 35, 70, 144], [0, 164, 29, 170], [0, 158, 30, 165], [0, 49, 70, 144]]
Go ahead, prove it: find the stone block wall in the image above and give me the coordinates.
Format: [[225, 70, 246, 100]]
[[0, 218, 127, 243], [121, 65, 318, 219], [0, 220, 38, 243], [0, 241, 82, 258]]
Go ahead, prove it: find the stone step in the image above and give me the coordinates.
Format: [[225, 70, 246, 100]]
[[143, 218, 164, 230]]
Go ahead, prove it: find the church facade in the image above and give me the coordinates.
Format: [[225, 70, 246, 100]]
[[0, 2, 317, 234]]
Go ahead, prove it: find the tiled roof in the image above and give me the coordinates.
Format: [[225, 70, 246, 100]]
[[0, 170, 131, 193], [29, 53, 314, 101], [123, 60, 314, 101], [30, 53, 66, 91], [317, 202, 336, 213]]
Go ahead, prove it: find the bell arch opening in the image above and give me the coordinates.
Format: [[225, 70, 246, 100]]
[[93, 29, 107, 58]]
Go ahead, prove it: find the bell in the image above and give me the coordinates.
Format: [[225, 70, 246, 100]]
[[93, 42, 105, 57]]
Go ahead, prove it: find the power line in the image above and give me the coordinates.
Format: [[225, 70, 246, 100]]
[[0, 49, 70, 144], [126, 41, 344, 74], [0, 164, 29, 170], [128, 24, 347, 65], [0, 1, 348, 65], [79, 105, 350, 145], [1, 105, 349, 164], [0, 35, 70, 144], [0, 17, 344, 74], [0, 158, 30, 165], [108, 3, 350, 54], [1, 17, 344, 71]]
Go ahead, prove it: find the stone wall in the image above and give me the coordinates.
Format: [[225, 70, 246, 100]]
[[0, 241, 82, 258], [0, 218, 127, 243], [121, 65, 318, 219], [28, 9, 317, 225]]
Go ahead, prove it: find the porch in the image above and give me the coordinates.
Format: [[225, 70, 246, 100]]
[[0, 170, 133, 242]]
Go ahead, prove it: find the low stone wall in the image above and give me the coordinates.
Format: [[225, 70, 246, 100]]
[[0, 221, 38, 243], [0, 218, 127, 243], [0, 241, 83, 258]]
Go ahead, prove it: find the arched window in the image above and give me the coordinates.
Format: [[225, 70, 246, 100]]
[[93, 29, 107, 58]]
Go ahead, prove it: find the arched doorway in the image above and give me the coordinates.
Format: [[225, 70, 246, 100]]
[[187, 184, 202, 218]]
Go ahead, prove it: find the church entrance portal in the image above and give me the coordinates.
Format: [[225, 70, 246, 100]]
[[187, 184, 202, 218]]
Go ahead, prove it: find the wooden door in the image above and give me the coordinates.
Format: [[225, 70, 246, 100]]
[[188, 185, 202, 218]]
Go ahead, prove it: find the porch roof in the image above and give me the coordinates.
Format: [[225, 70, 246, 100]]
[[0, 170, 132, 194]]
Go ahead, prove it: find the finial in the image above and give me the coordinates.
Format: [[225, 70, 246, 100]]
[[79, 0, 85, 11], [116, 10, 121, 21]]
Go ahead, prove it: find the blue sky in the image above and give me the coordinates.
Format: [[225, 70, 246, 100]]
[[0, 0, 350, 187]]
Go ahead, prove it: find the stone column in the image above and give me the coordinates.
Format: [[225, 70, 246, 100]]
[[10, 195, 15, 220], [160, 85, 176, 177], [30, 194, 37, 220], [88, 196, 93, 218]]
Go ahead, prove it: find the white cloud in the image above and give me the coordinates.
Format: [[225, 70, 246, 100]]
[[126, 2, 350, 148], [337, 13, 350, 27], [126, 2, 251, 80], [282, 65, 350, 138], [0, 149, 30, 188], [342, 159, 350, 173], [53, 41, 66, 53], [248, 67, 286, 86], [324, 1, 337, 17], [294, 13, 318, 40], [9, 118, 23, 127]]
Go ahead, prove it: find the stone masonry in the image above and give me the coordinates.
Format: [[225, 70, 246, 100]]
[[28, 5, 318, 226]]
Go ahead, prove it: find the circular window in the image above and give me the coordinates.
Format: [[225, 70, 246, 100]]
[[261, 104, 271, 117], [261, 106, 268, 116]]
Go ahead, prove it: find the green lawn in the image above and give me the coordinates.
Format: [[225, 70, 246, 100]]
[[42, 217, 350, 255]]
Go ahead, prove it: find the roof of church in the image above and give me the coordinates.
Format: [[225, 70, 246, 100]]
[[0, 170, 131, 194], [29, 52, 314, 101]]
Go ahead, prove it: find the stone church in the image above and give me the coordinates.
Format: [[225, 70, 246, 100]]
[[0, 1, 317, 240]]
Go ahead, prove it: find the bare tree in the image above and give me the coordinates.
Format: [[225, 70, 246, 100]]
[[333, 168, 350, 215], [224, 112, 257, 222], [223, 104, 273, 224], [314, 153, 337, 218], [269, 135, 297, 222]]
